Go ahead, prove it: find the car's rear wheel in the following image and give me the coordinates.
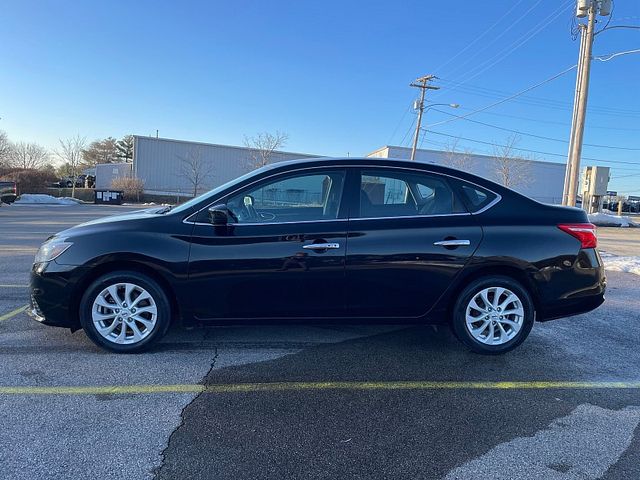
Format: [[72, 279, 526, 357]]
[[451, 275, 534, 354], [79, 271, 171, 353]]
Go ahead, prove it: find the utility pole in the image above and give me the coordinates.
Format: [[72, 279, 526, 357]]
[[410, 75, 439, 161], [563, 26, 587, 205], [564, 0, 610, 206]]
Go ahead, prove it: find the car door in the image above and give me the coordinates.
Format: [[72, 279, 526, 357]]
[[346, 167, 483, 318], [187, 168, 348, 321]]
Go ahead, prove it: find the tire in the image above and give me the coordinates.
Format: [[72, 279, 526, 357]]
[[451, 275, 535, 355], [79, 271, 171, 353]]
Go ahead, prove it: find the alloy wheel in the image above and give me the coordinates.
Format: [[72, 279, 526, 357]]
[[91, 282, 158, 345], [465, 286, 524, 346]]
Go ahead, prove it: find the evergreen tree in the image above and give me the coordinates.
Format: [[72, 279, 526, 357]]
[[116, 135, 134, 162]]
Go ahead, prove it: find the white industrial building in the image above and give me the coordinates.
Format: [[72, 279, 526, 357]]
[[367, 146, 565, 204], [132, 136, 318, 196], [126, 136, 565, 203], [95, 162, 133, 189]]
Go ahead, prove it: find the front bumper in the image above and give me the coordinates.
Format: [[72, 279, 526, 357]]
[[29, 261, 88, 328]]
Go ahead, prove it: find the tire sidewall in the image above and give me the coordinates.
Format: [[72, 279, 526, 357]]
[[452, 275, 535, 355], [79, 271, 171, 353]]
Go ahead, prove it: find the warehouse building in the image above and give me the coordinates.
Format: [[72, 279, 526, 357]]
[[95, 162, 132, 189], [367, 145, 565, 204], [132, 136, 318, 196], [129, 136, 565, 204]]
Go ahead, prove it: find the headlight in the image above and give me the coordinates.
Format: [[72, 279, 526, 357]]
[[34, 239, 73, 264]]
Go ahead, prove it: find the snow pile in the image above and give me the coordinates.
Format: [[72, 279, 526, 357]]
[[602, 255, 640, 276], [14, 194, 82, 205], [588, 212, 639, 228]]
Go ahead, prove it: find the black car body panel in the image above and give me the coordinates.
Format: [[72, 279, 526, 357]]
[[29, 158, 605, 331]]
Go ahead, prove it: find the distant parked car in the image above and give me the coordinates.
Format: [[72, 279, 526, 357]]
[[0, 181, 17, 204], [30, 158, 605, 354], [59, 176, 86, 188]]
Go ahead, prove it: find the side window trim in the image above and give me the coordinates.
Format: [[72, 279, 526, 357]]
[[183, 164, 501, 224]]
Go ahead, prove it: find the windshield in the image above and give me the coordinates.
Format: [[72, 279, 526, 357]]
[[169, 166, 272, 215]]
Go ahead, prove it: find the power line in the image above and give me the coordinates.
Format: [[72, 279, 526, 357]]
[[433, 0, 528, 74], [417, 137, 640, 173], [423, 129, 640, 166], [444, 0, 574, 88], [399, 115, 417, 147], [436, 79, 640, 116], [428, 64, 579, 129], [441, 0, 546, 79], [593, 48, 640, 62], [450, 107, 640, 132], [388, 102, 412, 145], [612, 173, 640, 179], [428, 107, 640, 151]]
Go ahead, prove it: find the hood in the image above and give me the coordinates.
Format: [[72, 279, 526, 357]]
[[54, 207, 167, 238]]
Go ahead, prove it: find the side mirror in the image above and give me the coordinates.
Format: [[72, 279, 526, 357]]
[[208, 204, 231, 226]]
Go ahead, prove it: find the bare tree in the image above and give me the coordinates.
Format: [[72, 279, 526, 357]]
[[8, 141, 49, 170], [56, 135, 86, 198], [178, 148, 214, 197], [492, 135, 532, 189], [0, 131, 12, 167], [442, 138, 475, 172], [243, 131, 289, 170]]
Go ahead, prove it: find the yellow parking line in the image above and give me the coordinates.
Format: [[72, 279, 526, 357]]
[[1, 380, 640, 396], [0, 305, 28, 322]]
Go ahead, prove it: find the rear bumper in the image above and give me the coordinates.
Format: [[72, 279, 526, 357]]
[[29, 261, 88, 329], [537, 248, 606, 321], [538, 290, 605, 321]]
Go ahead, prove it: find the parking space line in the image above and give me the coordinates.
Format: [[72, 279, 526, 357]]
[[0, 284, 28, 288], [0, 305, 28, 322], [2, 380, 640, 396]]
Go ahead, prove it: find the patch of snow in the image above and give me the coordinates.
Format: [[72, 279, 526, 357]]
[[14, 194, 82, 205], [123, 202, 157, 206], [602, 255, 640, 276], [589, 212, 638, 228]]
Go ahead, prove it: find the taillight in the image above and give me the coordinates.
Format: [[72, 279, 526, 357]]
[[557, 223, 597, 249]]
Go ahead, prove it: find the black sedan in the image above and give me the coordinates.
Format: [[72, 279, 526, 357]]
[[29, 158, 605, 354]]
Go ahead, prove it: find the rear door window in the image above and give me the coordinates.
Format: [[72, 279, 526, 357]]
[[358, 169, 466, 218]]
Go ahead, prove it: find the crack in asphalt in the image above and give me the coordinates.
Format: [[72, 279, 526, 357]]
[[152, 328, 219, 479]]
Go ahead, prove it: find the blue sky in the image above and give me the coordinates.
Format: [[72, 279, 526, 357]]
[[1, 0, 639, 193]]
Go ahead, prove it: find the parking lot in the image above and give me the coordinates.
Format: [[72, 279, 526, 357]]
[[1, 204, 640, 480]]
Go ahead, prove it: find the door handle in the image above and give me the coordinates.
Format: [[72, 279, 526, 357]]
[[433, 239, 471, 247], [302, 243, 340, 250]]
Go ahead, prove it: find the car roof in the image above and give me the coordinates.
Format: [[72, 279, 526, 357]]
[[261, 156, 508, 193]]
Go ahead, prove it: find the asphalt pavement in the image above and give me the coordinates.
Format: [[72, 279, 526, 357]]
[[1, 203, 639, 480]]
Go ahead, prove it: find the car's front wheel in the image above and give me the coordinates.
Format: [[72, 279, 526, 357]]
[[79, 271, 171, 353], [451, 275, 535, 354]]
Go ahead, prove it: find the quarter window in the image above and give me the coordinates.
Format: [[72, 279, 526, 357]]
[[359, 170, 465, 218], [226, 171, 345, 224], [458, 183, 497, 213]]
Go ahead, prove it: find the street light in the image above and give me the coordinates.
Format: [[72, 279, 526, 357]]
[[411, 103, 460, 160], [426, 103, 460, 112]]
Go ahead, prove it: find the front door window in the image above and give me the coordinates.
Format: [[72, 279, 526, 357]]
[[226, 171, 345, 223]]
